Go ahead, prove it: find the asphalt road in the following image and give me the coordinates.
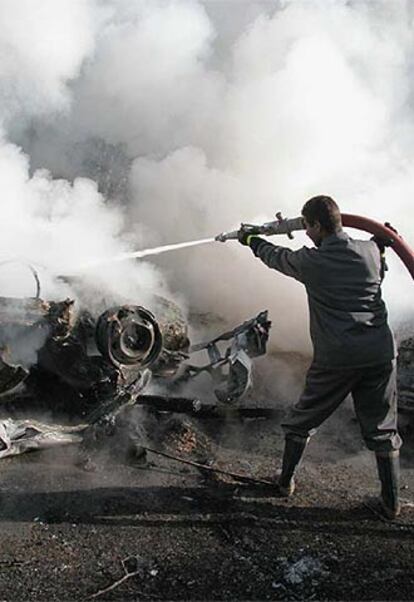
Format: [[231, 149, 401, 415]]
[[1, 412, 414, 601]]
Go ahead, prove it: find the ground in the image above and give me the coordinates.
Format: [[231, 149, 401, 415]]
[[0, 406, 414, 601]]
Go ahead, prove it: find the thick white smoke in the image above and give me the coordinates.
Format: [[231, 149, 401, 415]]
[[0, 0, 168, 309], [0, 0, 98, 122], [2, 0, 414, 358]]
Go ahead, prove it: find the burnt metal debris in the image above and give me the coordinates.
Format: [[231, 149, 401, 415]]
[[174, 310, 271, 403], [0, 418, 85, 458], [0, 289, 273, 459]]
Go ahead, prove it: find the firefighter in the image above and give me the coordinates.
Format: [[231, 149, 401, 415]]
[[238, 195, 401, 519]]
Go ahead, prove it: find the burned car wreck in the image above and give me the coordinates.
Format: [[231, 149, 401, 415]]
[[0, 280, 272, 461]]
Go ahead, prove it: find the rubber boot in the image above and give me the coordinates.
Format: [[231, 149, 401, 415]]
[[375, 450, 401, 519], [278, 436, 309, 497]]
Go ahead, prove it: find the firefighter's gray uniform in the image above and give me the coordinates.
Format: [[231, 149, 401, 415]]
[[249, 231, 401, 452]]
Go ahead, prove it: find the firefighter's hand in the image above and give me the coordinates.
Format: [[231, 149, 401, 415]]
[[372, 223, 398, 252], [372, 236, 390, 253], [237, 225, 259, 246], [238, 227, 251, 246]]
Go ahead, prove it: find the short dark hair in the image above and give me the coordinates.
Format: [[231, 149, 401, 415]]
[[301, 195, 342, 234]]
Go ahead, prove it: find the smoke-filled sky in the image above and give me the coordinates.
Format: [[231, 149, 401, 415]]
[[1, 0, 413, 356]]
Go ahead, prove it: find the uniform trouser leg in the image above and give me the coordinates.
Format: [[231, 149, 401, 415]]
[[279, 364, 360, 490], [351, 361, 401, 453], [282, 363, 360, 438], [351, 361, 402, 516]]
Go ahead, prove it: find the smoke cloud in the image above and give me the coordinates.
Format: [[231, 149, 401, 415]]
[[0, 0, 168, 309], [0, 0, 98, 122], [1, 0, 413, 360]]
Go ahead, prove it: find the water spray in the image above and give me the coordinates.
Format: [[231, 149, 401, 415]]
[[72, 237, 215, 272]]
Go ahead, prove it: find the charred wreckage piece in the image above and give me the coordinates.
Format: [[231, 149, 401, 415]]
[[173, 310, 271, 403], [0, 286, 272, 459]]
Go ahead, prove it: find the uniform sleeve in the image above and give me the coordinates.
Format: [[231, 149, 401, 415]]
[[249, 237, 308, 282]]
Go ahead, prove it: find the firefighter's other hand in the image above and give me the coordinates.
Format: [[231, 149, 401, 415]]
[[371, 222, 399, 252], [372, 236, 390, 252]]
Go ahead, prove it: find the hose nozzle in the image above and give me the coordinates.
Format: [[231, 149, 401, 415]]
[[215, 230, 239, 242], [215, 214, 305, 243]]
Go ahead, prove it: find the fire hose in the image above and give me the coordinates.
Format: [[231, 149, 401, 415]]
[[341, 214, 414, 280], [216, 212, 414, 280]]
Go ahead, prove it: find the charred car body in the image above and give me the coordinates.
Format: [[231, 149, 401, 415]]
[[0, 282, 272, 458], [0, 296, 185, 408]]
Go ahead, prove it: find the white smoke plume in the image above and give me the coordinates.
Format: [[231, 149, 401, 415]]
[[1, 0, 414, 359], [0, 0, 98, 122], [0, 0, 168, 308]]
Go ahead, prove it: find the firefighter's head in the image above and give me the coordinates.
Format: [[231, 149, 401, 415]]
[[301, 195, 342, 247]]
